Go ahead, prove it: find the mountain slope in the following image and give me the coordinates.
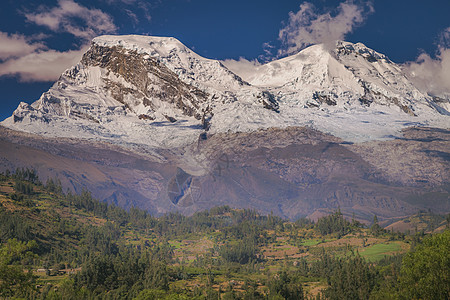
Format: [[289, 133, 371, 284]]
[[0, 125, 448, 222]]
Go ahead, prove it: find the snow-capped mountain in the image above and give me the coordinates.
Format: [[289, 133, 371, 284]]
[[2, 35, 449, 147], [244, 41, 434, 113], [1, 35, 449, 221]]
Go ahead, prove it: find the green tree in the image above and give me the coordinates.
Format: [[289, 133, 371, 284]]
[[0, 239, 37, 298], [370, 215, 384, 237], [14, 180, 34, 195], [398, 230, 450, 300], [323, 253, 379, 300], [220, 239, 258, 265], [315, 209, 354, 236], [268, 271, 304, 300]]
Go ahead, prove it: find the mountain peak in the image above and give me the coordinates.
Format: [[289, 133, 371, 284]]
[[92, 35, 193, 59], [333, 40, 388, 61]]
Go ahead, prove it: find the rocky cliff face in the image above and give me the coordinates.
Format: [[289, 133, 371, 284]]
[[81, 44, 209, 120]]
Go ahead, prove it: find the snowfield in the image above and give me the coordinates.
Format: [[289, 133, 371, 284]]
[[2, 35, 449, 148]]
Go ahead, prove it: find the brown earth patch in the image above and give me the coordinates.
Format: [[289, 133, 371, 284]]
[[262, 244, 305, 259], [173, 237, 214, 262], [0, 184, 14, 194]]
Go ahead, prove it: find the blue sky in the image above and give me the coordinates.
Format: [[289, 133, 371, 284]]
[[0, 0, 449, 121]]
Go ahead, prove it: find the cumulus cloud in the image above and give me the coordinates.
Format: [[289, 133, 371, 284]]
[[225, 1, 373, 73], [222, 57, 261, 82], [24, 0, 117, 40], [0, 46, 88, 82], [0, 32, 46, 60], [278, 1, 373, 56], [403, 27, 450, 98]]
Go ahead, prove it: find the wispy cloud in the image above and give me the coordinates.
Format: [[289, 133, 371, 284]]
[[24, 0, 117, 40], [124, 9, 139, 24], [222, 57, 261, 82], [403, 27, 450, 98], [0, 32, 46, 60], [101, 0, 152, 21], [278, 0, 373, 56], [0, 45, 88, 82], [138, 1, 152, 21], [0, 0, 117, 82]]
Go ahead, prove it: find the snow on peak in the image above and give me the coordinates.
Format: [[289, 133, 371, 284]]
[[2, 35, 449, 148], [234, 40, 441, 117], [93, 35, 197, 61]]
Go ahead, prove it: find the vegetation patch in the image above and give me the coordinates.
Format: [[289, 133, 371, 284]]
[[359, 242, 403, 261], [0, 168, 448, 299]]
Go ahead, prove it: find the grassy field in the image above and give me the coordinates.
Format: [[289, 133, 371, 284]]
[[359, 242, 402, 261]]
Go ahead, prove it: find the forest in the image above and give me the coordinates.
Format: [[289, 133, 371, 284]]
[[0, 168, 449, 299]]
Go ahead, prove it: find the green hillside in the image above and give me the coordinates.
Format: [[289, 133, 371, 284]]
[[0, 169, 449, 299]]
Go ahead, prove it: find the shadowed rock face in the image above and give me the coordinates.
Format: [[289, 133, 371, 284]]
[[0, 125, 448, 224], [351, 127, 450, 187]]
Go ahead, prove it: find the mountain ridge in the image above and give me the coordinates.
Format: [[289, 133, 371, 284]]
[[2, 35, 449, 146]]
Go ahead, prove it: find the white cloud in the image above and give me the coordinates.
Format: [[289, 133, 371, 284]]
[[221, 57, 261, 82], [278, 1, 373, 56], [0, 32, 46, 60], [403, 27, 450, 98], [0, 0, 118, 82], [24, 0, 116, 40], [0, 45, 88, 82], [439, 26, 450, 48]]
